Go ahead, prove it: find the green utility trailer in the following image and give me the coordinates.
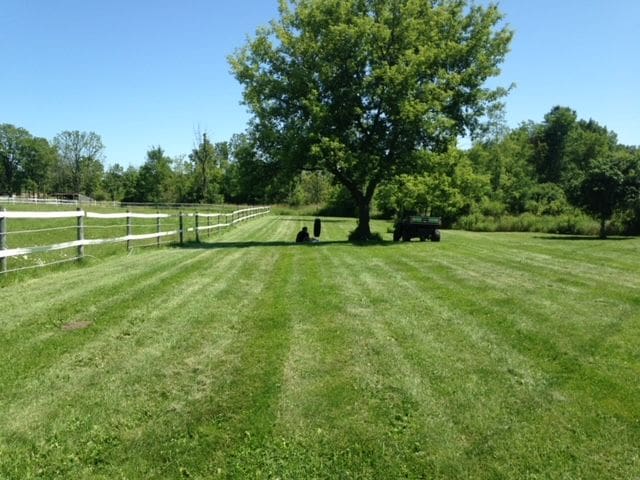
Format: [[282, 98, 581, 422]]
[[393, 216, 441, 242]]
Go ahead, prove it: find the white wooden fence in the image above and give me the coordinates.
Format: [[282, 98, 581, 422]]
[[0, 206, 270, 274], [0, 196, 82, 206]]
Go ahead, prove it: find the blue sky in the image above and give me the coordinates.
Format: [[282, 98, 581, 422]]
[[2, 0, 639, 167]]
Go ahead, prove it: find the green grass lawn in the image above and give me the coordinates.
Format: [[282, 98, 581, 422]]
[[1, 216, 639, 479]]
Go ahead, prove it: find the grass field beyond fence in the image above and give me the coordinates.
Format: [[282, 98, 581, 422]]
[[1, 217, 639, 479], [0, 204, 266, 274]]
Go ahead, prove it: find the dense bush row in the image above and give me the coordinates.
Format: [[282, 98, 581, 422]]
[[374, 106, 640, 237]]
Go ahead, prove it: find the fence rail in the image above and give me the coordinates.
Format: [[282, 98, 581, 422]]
[[0, 195, 252, 211], [0, 206, 270, 274], [0, 196, 82, 206], [1, 210, 85, 219]]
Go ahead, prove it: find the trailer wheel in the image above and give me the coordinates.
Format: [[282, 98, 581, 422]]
[[431, 230, 441, 242], [403, 234, 411, 242], [393, 229, 401, 242], [419, 236, 426, 242]]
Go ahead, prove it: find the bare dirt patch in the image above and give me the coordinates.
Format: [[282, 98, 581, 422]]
[[61, 321, 92, 331]]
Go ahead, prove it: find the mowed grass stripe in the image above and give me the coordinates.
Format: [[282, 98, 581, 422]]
[[393, 234, 639, 368], [291, 235, 639, 478], [322, 246, 478, 476], [264, 239, 539, 476], [390, 237, 637, 389], [256, 242, 427, 477], [0, 247, 202, 332], [388, 236, 640, 477], [0, 216, 299, 478], [428, 235, 640, 385], [132, 235, 297, 477], [93, 249, 290, 477], [1, 247, 250, 426], [342, 247, 545, 459], [271, 239, 550, 477], [0, 248, 225, 391], [447, 231, 640, 287]]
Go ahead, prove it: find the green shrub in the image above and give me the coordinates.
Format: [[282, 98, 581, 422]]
[[348, 229, 383, 242], [478, 198, 506, 217], [454, 211, 606, 236], [317, 186, 358, 217]]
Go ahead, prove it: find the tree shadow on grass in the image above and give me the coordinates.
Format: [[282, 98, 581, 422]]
[[174, 239, 395, 249]]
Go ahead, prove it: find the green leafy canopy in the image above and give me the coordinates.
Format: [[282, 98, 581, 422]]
[[230, 0, 512, 238]]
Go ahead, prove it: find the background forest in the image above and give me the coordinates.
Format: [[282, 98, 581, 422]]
[[2, 105, 639, 237]]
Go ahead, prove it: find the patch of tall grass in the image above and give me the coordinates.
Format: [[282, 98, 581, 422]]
[[454, 211, 603, 235], [269, 203, 324, 216]]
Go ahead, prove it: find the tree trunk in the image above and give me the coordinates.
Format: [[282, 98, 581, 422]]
[[353, 199, 372, 240], [331, 170, 378, 241], [599, 216, 607, 239]]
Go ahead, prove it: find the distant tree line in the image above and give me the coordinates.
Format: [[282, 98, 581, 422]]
[[0, 124, 333, 207], [376, 106, 640, 237], [0, 126, 108, 199], [2, 105, 639, 237]]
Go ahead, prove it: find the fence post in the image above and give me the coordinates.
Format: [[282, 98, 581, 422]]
[[157, 211, 161, 248], [1, 207, 7, 273], [126, 210, 132, 252], [207, 214, 210, 239], [179, 212, 184, 245], [195, 211, 200, 243], [77, 207, 85, 261]]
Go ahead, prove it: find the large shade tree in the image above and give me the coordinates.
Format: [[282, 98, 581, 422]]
[[231, 0, 512, 239]]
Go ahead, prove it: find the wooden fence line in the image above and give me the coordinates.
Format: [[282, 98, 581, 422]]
[[0, 195, 260, 211], [0, 206, 270, 273]]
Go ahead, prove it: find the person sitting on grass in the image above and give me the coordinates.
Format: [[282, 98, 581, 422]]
[[296, 226, 310, 243]]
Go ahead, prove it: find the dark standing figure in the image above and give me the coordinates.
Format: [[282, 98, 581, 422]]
[[296, 226, 310, 243], [313, 218, 322, 238]]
